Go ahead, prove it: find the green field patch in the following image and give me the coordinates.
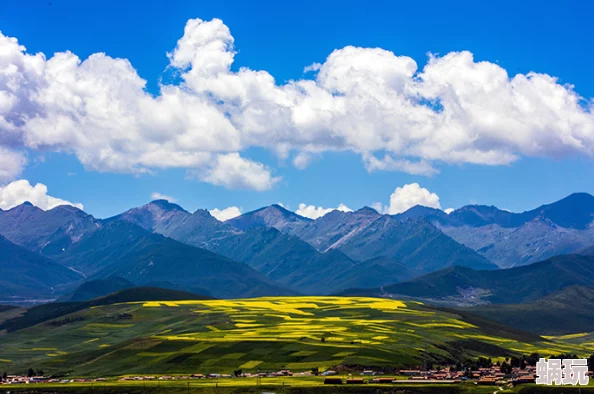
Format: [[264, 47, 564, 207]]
[[544, 332, 589, 340], [454, 333, 515, 343], [284, 361, 336, 370], [221, 352, 246, 360], [137, 352, 176, 357], [332, 351, 354, 357], [84, 323, 134, 329], [0, 359, 11, 363], [234, 323, 264, 328], [238, 360, 262, 369], [290, 350, 317, 357], [182, 342, 214, 354]]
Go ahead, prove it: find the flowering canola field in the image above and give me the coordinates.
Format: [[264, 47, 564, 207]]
[[0, 297, 590, 376]]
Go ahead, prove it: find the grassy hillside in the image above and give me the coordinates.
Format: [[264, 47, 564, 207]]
[[0, 296, 588, 377], [465, 285, 594, 335], [342, 254, 594, 304], [0, 287, 212, 333]]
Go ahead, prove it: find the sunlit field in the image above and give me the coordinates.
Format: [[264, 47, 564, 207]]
[[0, 378, 531, 394], [0, 297, 590, 377]]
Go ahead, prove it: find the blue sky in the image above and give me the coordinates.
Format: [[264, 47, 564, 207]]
[[0, 0, 593, 218]]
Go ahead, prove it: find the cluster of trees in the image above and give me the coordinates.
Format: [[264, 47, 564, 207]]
[[0, 369, 45, 380], [45, 315, 86, 327], [27, 368, 44, 377], [448, 357, 493, 372]]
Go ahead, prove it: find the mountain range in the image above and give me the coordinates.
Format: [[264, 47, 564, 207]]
[[1, 192, 594, 301], [410, 193, 594, 268], [112, 201, 493, 293], [341, 254, 594, 305]]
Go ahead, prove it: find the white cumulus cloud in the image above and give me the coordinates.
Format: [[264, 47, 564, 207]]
[[210, 206, 242, 221], [376, 183, 441, 214], [296, 203, 352, 219], [0, 179, 83, 210], [151, 192, 176, 202], [195, 153, 280, 191], [0, 18, 593, 189], [444, 208, 454, 214], [0, 148, 26, 182], [292, 152, 314, 170]]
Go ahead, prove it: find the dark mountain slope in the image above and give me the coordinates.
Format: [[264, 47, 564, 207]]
[[443, 205, 516, 228], [579, 244, 594, 256], [393, 205, 449, 222], [57, 277, 135, 302], [336, 216, 497, 273], [0, 203, 100, 255], [52, 221, 293, 299], [332, 256, 420, 292], [520, 192, 594, 230], [343, 254, 594, 305], [208, 227, 418, 294], [227, 204, 312, 234], [295, 208, 494, 273], [465, 285, 594, 335], [0, 236, 81, 298]]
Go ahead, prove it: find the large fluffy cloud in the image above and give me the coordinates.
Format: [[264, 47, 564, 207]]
[[0, 179, 83, 210], [193, 153, 280, 191], [296, 203, 352, 219], [209, 206, 242, 221], [374, 183, 441, 214], [0, 18, 593, 189]]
